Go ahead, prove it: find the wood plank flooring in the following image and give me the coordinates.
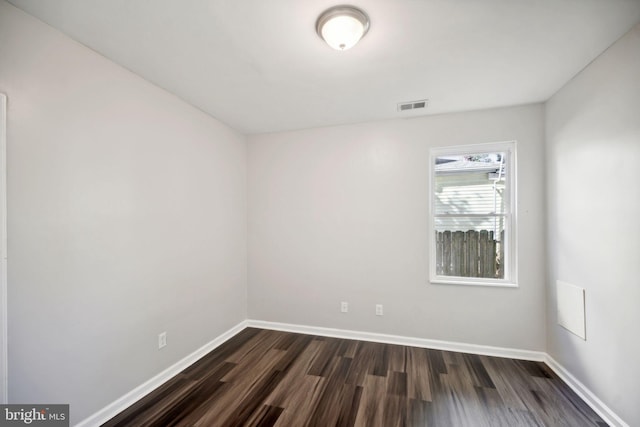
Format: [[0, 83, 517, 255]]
[[103, 328, 608, 427]]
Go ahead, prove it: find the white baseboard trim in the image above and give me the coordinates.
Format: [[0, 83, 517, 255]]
[[76, 319, 627, 427], [75, 320, 248, 427], [246, 319, 546, 362], [544, 354, 628, 427]]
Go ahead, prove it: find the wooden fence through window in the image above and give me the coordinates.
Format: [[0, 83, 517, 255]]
[[435, 230, 504, 278]]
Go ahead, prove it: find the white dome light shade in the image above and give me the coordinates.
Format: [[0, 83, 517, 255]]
[[316, 6, 370, 51], [321, 15, 364, 50]]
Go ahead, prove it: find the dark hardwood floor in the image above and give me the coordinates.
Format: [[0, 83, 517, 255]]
[[103, 328, 607, 427]]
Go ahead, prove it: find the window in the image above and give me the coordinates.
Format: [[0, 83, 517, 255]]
[[429, 141, 517, 286]]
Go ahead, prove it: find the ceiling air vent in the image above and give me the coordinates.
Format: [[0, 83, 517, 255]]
[[397, 99, 429, 112]]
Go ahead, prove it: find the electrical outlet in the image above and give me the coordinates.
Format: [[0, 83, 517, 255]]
[[341, 301, 349, 313], [375, 304, 383, 316], [158, 332, 167, 349]]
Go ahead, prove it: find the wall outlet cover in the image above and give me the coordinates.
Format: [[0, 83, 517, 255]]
[[341, 302, 348, 313], [158, 332, 167, 349]]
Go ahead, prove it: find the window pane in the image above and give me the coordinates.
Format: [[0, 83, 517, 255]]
[[435, 153, 506, 215], [430, 143, 515, 285], [434, 217, 505, 279]]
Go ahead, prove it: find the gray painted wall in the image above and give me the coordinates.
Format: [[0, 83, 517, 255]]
[[248, 104, 546, 351], [0, 3, 247, 424], [546, 23, 640, 426]]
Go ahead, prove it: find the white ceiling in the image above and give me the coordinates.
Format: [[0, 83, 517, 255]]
[[8, 0, 640, 134]]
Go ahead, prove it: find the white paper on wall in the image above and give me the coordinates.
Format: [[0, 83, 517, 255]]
[[557, 280, 586, 340]]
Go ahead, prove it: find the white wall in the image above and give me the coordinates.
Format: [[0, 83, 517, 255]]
[[545, 23, 640, 426], [0, 2, 247, 424], [248, 104, 546, 351]]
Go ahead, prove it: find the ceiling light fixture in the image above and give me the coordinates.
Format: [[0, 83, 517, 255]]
[[316, 5, 370, 51]]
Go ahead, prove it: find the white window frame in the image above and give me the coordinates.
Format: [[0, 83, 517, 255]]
[[429, 141, 517, 287]]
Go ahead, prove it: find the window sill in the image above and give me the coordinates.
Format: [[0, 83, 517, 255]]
[[430, 278, 518, 288]]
